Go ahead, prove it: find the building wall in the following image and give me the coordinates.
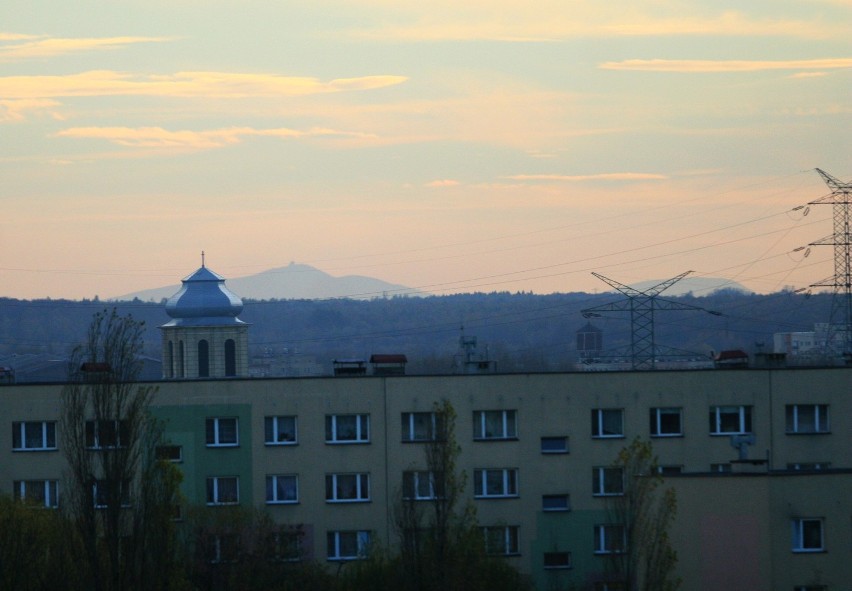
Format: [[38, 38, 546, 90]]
[[1, 368, 849, 590]]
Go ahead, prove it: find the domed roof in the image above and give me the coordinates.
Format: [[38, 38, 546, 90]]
[[162, 264, 246, 327]]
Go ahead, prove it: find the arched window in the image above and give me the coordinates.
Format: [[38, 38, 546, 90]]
[[198, 340, 210, 378], [178, 341, 185, 378], [166, 341, 174, 378], [225, 339, 236, 377]]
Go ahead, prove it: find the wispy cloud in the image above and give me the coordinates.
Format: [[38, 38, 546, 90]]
[[600, 58, 852, 72], [504, 173, 667, 181], [0, 98, 62, 122], [425, 179, 460, 188], [0, 70, 408, 99], [0, 36, 171, 61], [54, 126, 377, 149]]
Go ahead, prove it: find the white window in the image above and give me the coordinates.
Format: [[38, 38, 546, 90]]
[[13, 480, 59, 508], [543, 551, 571, 569], [270, 529, 302, 562], [473, 468, 518, 498], [325, 414, 370, 444], [709, 406, 752, 435], [473, 410, 517, 440], [86, 420, 128, 449], [542, 494, 571, 512], [649, 407, 682, 437], [786, 405, 829, 434], [402, 471, 444, 500], [658, 465, 683, 475], [327, 530, 371, 561], [325, 473, 370, 502], [12, 421, 56, 451], [156, 445, 183, 462], [592, 409, 624, 438], [266, 474, 299, 504], [592, 467, 624, 496], [206, 418, 238, 447], [594, 524, 626, 554], [792, 518, 824, 552], [401, 412, 443, 442], [482, 525, 520, 556], [206, 476, 239, 505], [93, 479, 130, 509], [541, 436, 569, 454], [265, 416, 298, 445]]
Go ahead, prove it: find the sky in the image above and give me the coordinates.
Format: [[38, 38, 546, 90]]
[[1, 0, 850, 301]]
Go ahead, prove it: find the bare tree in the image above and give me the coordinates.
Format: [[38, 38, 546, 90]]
[[604, 438, 679, 591], [60, 309, 182, 591]]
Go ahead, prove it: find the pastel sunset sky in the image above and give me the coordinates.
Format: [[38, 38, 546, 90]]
[[1, 1, 850, 300]]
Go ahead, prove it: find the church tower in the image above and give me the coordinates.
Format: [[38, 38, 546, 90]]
[[160, 256, 249, 379]]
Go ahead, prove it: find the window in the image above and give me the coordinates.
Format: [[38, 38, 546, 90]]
[[270, 528, 302, 562], [541, 436, 569, 454], [473, 469, 518, 498], [542, 494, 571, 512], [401, 412, 444, 442], [156, 445, 183, 462], [786, 405, 829, 434], [543, 551, 572, 569], [592, 409, 624, 438], [265, 416, 298, 445], [594, 524, 626, 554], [12, 421, 56, 451], [13, 480, 59, 508], [327, 530, 371, 561], [402, 471, 444, 500], [93, 479, 131, 509], [206, 476, 239, 505], [592, 467, 623, 496], [207, 534, 239, 564], [198, 339, 209, 377], [206, 417, 238, 447], [86, 420, 128, 449], [710, 463, 732, 473], [325, 473, 370, 503], [473, 410, 517, 440], [325, 414, 370, 444], [709, 406, 752, 435], [657, 465, 683, 475], [266, 474, 299, 504], [649, 407, 682, 437], [482, 525, 520, 556], [787, 463, 830, 471], [792, 518, 824, 552]]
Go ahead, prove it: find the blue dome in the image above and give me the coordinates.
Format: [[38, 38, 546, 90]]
[[163, 265, 246, 327]]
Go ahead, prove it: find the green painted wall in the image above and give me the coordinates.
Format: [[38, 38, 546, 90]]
[[531, 508, 611, 591]]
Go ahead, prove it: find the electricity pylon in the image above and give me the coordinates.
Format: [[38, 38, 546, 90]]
[[581, 271, 721, 370], [809, 168, 852, 358]]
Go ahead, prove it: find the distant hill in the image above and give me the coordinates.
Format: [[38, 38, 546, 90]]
[[114, 263, 422, 302], [628, 277, 752, 297]]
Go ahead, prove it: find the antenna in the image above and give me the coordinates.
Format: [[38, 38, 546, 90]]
[[201, 250, 206, 268], [809, 168, 852, 358], [581, 271, 721, 370]]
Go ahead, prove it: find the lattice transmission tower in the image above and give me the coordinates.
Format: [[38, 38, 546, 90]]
[[809, 168, 852, 358], [581, 271, 721, 370]]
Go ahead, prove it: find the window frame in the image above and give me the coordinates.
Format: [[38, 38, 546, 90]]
[[591, 409, 624, 439], [266, 474, 299, 504], [649, 407, 683, 437], [325, 473, 371, 503], [13, 480, 59, 508], [594, 524, 626, 555], [473, 410, 518, 441], [327, 530, 371, 561], [85, 419, 129, 450], [265, 415, 298, 445], [205, 417, 239, 447], [592, 467, 624, 497], [11, 421, 57, 451], [481, 525, 520, 556], [156, 445, 183, 462], [402, 470, 444, 501], [325, 414, 370, 444], [785, 404, 830, 434], [473, 468, 519, 499], [709, 405, 752, 435], [542, 494, 571, 512], [791, 518, 824, 553], [206, 476, 240, 506], [93, 479, 131, 509], [540, 436, 569, 454], [401, 411, 443, 442], [543, 551, 572, 569]]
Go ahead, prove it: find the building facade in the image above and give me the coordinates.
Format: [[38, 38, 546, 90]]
[[2, 367, 850, 590]]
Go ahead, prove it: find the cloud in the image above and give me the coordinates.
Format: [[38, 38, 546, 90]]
[[0, 98, 61, 122], [54, 126, 377, 149], [0, 36, 171, 61], [599, 58, 852, 72], [425, 179, 460, 188], [504, 173, 667, 181], [0, 70, 408, 99]]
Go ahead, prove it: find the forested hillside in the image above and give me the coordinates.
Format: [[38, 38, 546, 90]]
[[0, 289, 834, 377]]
